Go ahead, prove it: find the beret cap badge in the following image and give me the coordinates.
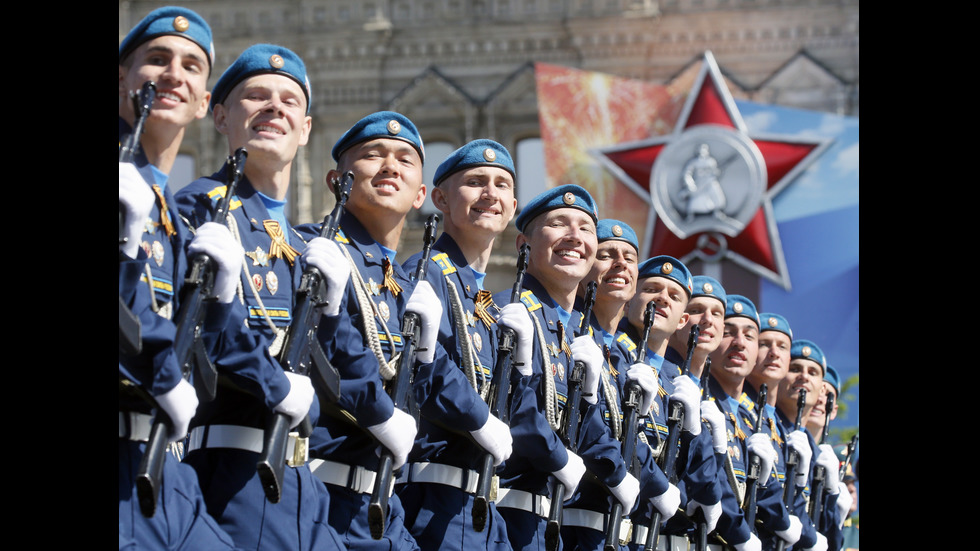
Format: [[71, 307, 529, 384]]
[[483, 148, 496, 162], [269, 54, 284, 68], [173, 15, 190, 32], [387, 120, 401, 135]]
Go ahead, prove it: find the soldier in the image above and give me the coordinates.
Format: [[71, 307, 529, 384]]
[[398, 139, 518, 550], [805, 365, 840, 438], [118, 6, 242, 548], [706, 295, 801, 551], [491, 185, 636, 551], [561, 222, 679, 551], [299, 111, 510, 551], [624, 265, 723, 550], [174, 44, 346, 550]]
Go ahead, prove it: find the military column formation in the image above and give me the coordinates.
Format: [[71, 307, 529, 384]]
[[119, 6, 856, 550]]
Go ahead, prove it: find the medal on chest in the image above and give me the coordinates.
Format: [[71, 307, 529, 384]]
[[245, 246, 270, 267]]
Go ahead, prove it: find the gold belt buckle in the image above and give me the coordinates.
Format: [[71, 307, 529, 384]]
[[619, 518, 633, 546], [287, 432, 309, 467], [489, 475, 499, 502]]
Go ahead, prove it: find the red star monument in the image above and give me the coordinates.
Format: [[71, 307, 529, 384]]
[[592, 51, 832, 290]]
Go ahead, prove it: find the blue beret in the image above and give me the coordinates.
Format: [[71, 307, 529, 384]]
[[691, 275, 726, 308], [725, 294, 760, 328], [332, 111, 425, 164], [515, 184, 598, 233], [637, 255, 693, 297], [824, 364, 841, 396], [791, 339, 827, 373], [597, 219, 638, 252], [119, 6, 214, 70], [759, 312, 793, 339], [433, 139, 515, 187], [210, 44, 312, 114]]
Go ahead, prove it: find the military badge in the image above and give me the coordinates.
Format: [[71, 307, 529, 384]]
[[266, 271, 279, 295], [141, 240, 152, 259], [378, 301, 390, 322], [252, 273, 263, 291], [472, 331, 482, 352], [152, 240, 165, 266], [246, 246, 270, 266]]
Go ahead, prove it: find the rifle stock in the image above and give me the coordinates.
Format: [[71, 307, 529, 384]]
[[255, 171, 353, 503], [367, 214, 440, 540], [473, 243, 530, 531], [134, 148, 247, 518], [545, 281, 597, 551]]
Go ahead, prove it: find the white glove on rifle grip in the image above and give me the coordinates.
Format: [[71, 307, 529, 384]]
[[626, 363, 658, 417], [367, 408, 418, 471], [119, 162, 155, 259], [570, 335, 603, 405], [699, 400, 727, 454], [670, 375, 702, 435], [686, 498, 721, 532], [273, 372, 315, 429], [470, 414, 513, 466], [650, 482, 681, 522], [835, 481, 852, 527], [775, 515, 803, 546], [405, 281, 442, 364], [609, 472, 640, 511], [815, 444, 841, 493], [786, 430, 812, 487], [553, 450, 586, 498], [154, 378, 199, 442], [496, 303, 534, 377], [746, 432, 777, 483], [186, 222, 244, 304], [802, 533, 828, 551], [300, 237, 350, 317], [734, 533, 761, 551]]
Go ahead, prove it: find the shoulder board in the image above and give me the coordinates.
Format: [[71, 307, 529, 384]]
[[616, 332, 637, 354], [206, 185, 243, 211], [333, 227, 350, 245], [431, 252, 457, 275], [520, 290, 541, 312], [738, 392, 756, 412]]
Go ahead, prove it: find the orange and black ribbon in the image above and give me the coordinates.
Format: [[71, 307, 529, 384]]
[[473, 289, 497, 330], [263, 220, 300, 265], [556, 321, 573, 356], [381, 256, 403, 297], [151, 184, 177, 237], [768, 417, 784, 446]]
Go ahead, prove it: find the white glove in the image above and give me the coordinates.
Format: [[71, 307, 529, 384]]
[[273, 372, 315, 429], [470, 414, 513, 466], [609, 472, 640, 511], [835, 481, 852, 527], [119, 162, 155, 259], [187, 222, 244, 304], [802, 533, 828, 551], [650, 482, 681, 522], [626, 363, 658, 417], [300, 237, 350, 317], [786, 430, 812, 487], [746, 432, 777, 483], [154, 378, 198, 442], [700, 400, 727, 454], [670, 375, 702, 435], [496, 303, 534, 377], [815, 444, 841, 492], [405, 280, 443, 364], [734, 533, 761, 551], [571, 335, 604, 405], [775, 515, 803, 546], [686, 498, 722, 532], [553, 450, 586, 498], [367, 408, 418, 471]]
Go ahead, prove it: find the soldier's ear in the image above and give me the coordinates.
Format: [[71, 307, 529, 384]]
[[430, 186, 448, 212]]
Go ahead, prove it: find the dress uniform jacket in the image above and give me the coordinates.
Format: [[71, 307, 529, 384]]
[[175, 172, 342, 550], [399, 233, 511, 551]]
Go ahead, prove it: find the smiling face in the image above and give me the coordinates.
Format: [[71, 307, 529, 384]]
[[431, 165, 516, 238], [585, 240, 638, 307], [627, 276, 691, 346], [669, 295, 726, 356], [119, 35, 211, 129], [212, 74, 311, 165], [518, 207, 597, 293], [333, 138, 426, 222], [709, 316, 760, 388], [776, 357, 824, 418]]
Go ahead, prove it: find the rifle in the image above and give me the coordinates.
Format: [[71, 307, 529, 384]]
[[743, 384, 769, 530], [255, 171, 353, 503], [545, 281, 597, 551], [473, 242, 530, 532], [119, 80, 157, 356], [604, 300, 656, 551], [774, 388, 807, 551], [368, 213, 440, 540], [643, 324, 699, 551], [808, 392, 835, 528], [135, 147, 247, 518], [840, 434, 858, 480], [690, 355, 713, 551]]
